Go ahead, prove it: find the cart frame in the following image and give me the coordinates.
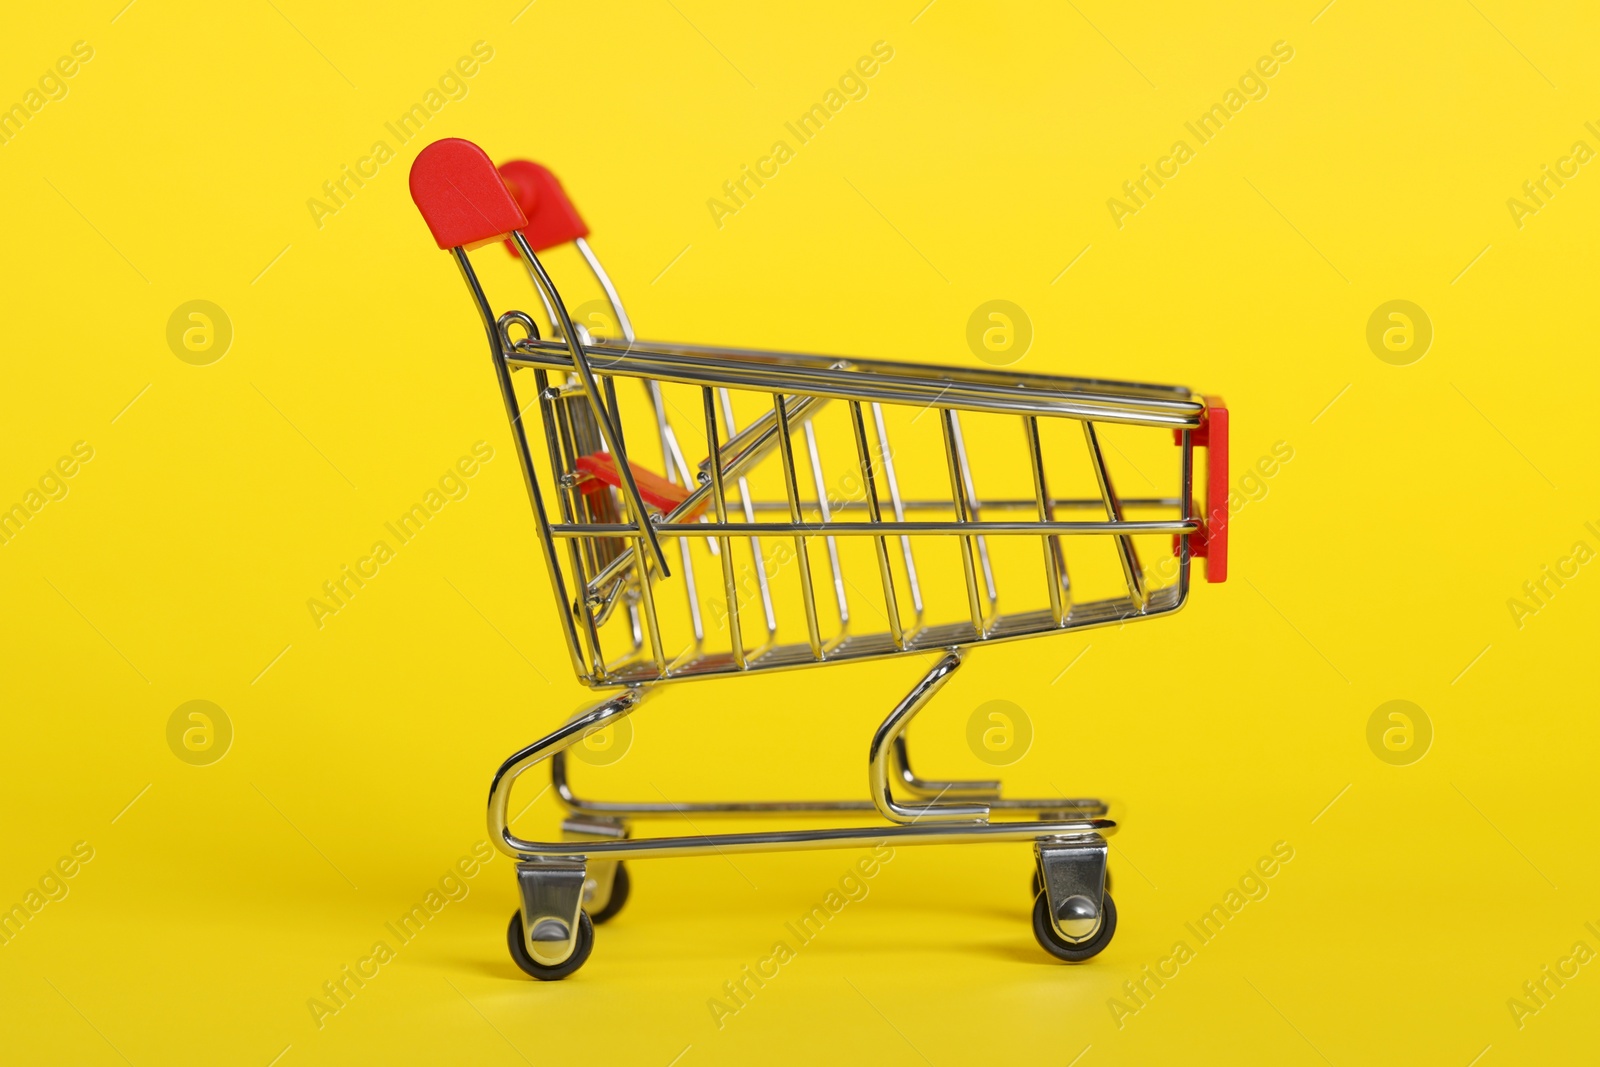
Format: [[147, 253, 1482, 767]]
[[409, 138, 1228, 977]]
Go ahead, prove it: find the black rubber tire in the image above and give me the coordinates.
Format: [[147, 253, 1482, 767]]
[[1034, 867, 1111, 897], [507, 910, 594, 980], [589, 863, 630, 925], [1032, 892, 1117, 962]]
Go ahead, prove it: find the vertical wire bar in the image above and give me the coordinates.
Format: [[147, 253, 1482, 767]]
[[540, 373, 608, 678], [526, 367, 591, 680], [939, 409, 986, 636], [633, 523, 667, 676], [1082, 420, 1147, 612], [551, 386, 586, 571], [1024, 416, 1069, 627], [511, 231, 667, 575], [653, 382, 704, 645], [676, 530, 703, 645], [703, 388, 747, 668], [648, 382, 694, 485], [625, 601, 644, 652], [602, 375, 625, 454], [774, 395, 824, 659], [849, 401, 904, 649], [1178, 428, 1195, 605], [575, 237, 693, 655], [947, 412, 997, 607], [803, 420, 850, 629], [870, 402, 923, 619], [575, 237, 635, 341], [602, 371, 642, 654], [720, 388, 777, 638]]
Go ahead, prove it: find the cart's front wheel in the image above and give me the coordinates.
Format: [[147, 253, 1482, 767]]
[[1032, 892, 1116, 962], [590, 862, 630, 925], [507, 910, 594, 980]]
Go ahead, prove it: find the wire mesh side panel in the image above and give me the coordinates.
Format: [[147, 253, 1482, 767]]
[[515, 359, 1199, 688]]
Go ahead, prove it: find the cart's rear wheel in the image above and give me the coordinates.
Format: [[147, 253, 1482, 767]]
[[1034, 867, 1110, 898], [1032, 892, 1116, 962], [507, 910, 594, 980], [590, 863, 630, 925]]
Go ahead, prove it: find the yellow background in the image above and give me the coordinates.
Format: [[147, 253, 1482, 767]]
[[4, 1, 1599, 1063]]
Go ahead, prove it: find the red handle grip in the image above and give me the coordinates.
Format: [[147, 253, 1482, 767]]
[[498, 159, 589, 256], [1195, 398, 1228, 582], [409, 138, 528, 250], [1172, 397, 1228, 582]]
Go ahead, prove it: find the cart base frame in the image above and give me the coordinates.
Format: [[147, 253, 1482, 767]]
[[487, 649, 1119, 976]]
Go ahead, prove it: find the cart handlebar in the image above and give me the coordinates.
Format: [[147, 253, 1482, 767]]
[[499, 159, 591, 253], [409, 138, 528, 250], [1193, 398, 1228, 582], [409, 137, 673, 580]]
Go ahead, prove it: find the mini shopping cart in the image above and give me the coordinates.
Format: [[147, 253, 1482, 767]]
[[408, 138, 1228, 979]]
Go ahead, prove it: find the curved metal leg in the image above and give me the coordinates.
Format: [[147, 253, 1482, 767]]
[[867, 650, 989, 823], [489, 689, 643, 966], [540, 654, 1108, 822]]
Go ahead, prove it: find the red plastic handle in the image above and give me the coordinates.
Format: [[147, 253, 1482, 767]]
[[575, 453, 705, 517], [1195, 398, 1228, 582], [1172, 397, 1228, 582], [409, 138, 528, 250], [498, 160, 589, 256]]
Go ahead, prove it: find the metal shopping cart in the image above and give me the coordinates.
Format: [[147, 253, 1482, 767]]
[[408, 137, 1229, 979]]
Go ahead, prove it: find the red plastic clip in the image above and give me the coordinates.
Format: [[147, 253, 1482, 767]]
[[1172, 397, 1228, 582], [409, 139, 528, 251], [499, 160, 589, 256], [574, 453, 703, 517]]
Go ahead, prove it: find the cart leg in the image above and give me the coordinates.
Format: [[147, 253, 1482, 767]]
[[513, 858, 589, 967], [868, 650, 991, 823], [1032, 834, 1117, 961], [561, 814, 629, 922]]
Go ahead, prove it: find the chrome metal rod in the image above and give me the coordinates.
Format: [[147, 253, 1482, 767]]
[[488, 689, 643, 855], [940, 410, 986, 635], [633, 530, 667, 674], [503, 815, 1116, 862], [872, 402, 924, 618], [948, 412, 997, 606], [774, 394, 824, 659], [867, 650, 988, 823], [549, 519, 1199, 537], [721, 388, 777, 636], [508, 338, 1205, 426], [546, 742, 1100, 819], [741, 495, 1184, 514], [452, 250, 588, 681], [704, 387, 747, 668], [1179, 429, 1195, 604], [695, 394, 828, 480], [805, 420, 850, 628], [580, 584, 1187, 687], [850, 401, 904, 649], [511, 231, 669, 575], [1025, 416, 1069, 627], [1083, 421, 1146, 612], [574, 236, 636, 342], [577, 392, 825, 597]]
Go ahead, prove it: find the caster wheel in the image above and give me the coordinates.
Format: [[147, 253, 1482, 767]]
[[507, 909, 594, 980], [1032, 892, 1117, 962], [1034, 867, 1110, 897], [589, 863, 630, 925]]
